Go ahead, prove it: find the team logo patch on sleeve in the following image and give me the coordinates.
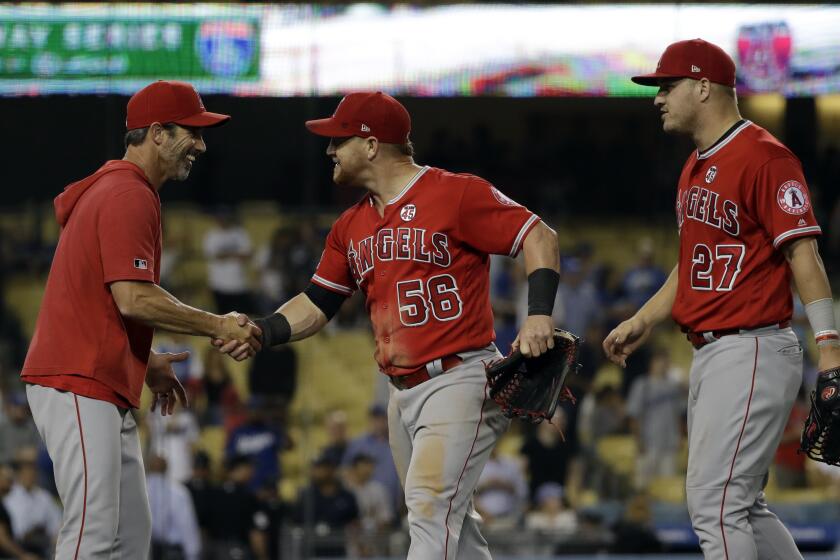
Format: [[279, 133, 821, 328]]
[[491, 186, 520, 207], [777, 180, 810, 215], [400, 204, 416, 222], [134, 258, 148, 270]]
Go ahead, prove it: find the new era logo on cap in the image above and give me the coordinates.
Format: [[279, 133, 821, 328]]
[[134, 258, 148, 270], [691, 65, 701, 72], [361, 124, 371, 132]]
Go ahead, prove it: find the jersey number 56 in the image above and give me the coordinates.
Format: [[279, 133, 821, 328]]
[[396, 274, 463, 326]]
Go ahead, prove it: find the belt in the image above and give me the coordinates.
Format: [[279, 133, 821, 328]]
[[685, 321, 791, 350], [388, 355, 463, 390]]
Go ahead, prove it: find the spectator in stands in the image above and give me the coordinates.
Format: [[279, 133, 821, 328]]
[[3, 449, 61, 558], [609, 493, 664, 554], [0, 464, 39, 560], [146, 406, 200, 483], [526, 482, 577, 532], [577, 383, 628, 497], [146, 455, 201, 560], [185, 451, 216, 547], [345, 453, 393, 557], [474, 447, 528, 529], [293, 455, 359, 558], [225, 398, 287, 492], [253, 226, 295, 314], [526, 482, 578, 555], [521, 408, 579, 502], [247, 344, 298, 417], [254, 482, 285, 560], [203, 208, 254, 314], [196, 347, 241, 427], [626, 349, 685, 489], [774, 387, 810, 489], [206, 455, 269, 560], [321, 410, 350, 466], [342, 404, 401, 513], [0, 393, 41, 465], [617, 237, 667, 310]]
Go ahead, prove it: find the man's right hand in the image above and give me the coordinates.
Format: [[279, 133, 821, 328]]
[[602, 315, 652, 368], [214, 312, 262, 361]]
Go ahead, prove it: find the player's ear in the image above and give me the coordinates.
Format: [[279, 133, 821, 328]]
[[149, 122, 169, 146], [697, 78, 712, 103], [365, 136, 380, 161]]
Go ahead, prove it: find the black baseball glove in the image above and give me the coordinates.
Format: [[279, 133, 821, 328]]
[[485, 328, 580, 423], [800, 367, 840, 465]]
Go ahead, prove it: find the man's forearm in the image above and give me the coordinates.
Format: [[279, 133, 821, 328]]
[[635, 264, 679, 327], [276, 293, 328, 342], [786, 238, 834, 305], [112, 282, 222, 337]]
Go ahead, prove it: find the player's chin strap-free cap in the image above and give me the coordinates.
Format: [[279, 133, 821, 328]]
[[631, 38, 737, 88], [126, 80, 231, 130], [305, 91, 411, 144]]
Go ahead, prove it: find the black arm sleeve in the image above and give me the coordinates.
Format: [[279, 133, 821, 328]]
[[304, 282, 348, 321]]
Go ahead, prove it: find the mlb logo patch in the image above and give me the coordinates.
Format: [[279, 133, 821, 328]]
[[134, 258, 148, 270]]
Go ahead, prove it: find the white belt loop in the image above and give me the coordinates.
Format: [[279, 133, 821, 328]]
[[426, 358, 444, 377], [702, 331, 717, 343]]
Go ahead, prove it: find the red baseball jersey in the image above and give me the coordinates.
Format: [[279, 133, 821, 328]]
[[672, 121, 821, 332], [22, 160, 162, 408], [312, 166, 540, 376]]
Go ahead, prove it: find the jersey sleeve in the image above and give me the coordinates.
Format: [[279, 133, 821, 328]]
[[752, 157, 822, 248], [311, 223, 356, 296], [457, 177, 541, 257], [98, 186, 159, 284]]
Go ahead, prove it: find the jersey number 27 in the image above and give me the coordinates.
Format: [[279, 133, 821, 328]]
[[690, 243, 745, 292], [396, 274, 463, 326]]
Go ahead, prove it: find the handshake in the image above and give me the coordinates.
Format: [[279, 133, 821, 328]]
[[212, 312, 264, 361]]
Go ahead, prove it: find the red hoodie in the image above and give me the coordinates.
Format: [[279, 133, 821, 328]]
[[22, 160, 161, 409]]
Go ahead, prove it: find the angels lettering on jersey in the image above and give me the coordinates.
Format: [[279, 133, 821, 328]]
[[346, 228, 452, 287], [676, 185, 740, 237]]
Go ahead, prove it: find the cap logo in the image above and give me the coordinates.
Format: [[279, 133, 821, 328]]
[[691, 65, 701, 72], [361, 124, 371, 133]]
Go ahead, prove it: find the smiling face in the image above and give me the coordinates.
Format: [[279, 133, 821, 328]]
[[326, 136, 370, 187], [654, 78, 701, 135], [159, 124, 206, 181]]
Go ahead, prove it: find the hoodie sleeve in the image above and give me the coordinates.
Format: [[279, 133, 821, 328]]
[[98, 185, 160, 284]]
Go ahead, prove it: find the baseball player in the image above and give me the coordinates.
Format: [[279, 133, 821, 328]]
[[21, 80, 262, 559], [219, 91, 560, 558], [604, 39, 840, 559]]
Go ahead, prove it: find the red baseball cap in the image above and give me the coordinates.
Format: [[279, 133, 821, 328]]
[[126, 80, 230, 130], [305, 92, 411, 144], [632, 39, 737, 88]]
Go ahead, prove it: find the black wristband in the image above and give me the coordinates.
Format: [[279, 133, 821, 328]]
[[527, 268, 560, 316], [254, 313, 291, 348]]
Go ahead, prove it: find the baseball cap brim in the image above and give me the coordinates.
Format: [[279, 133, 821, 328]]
[[174, 110, 231, 128], [631, 72, 685, 86], [305, 117, 354, 138]]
